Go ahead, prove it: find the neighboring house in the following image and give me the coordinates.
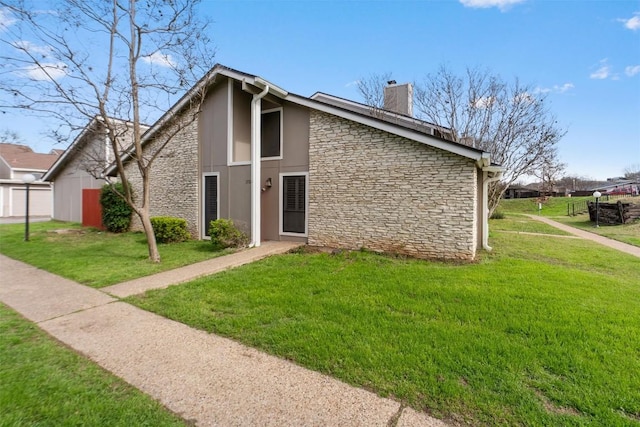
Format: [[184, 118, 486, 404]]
[[503, 186, 541, 199], [591, 180, 639, 196], [43, 117, 144, 223], [109, 64, 502, 261], [0, 143, 59, 218]]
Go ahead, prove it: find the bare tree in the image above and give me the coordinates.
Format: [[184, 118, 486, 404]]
[[623, 164, 640, 181], [357, 72, 392, 118], [532, 150, 566, 195], [0, 0, 216, 262], [413, 65, 566, 214], [0, 129, 25, 144]]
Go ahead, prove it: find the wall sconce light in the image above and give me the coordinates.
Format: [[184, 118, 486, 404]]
[[262, 177, 273, 193]]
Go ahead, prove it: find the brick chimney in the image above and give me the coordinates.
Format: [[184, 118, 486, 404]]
[[384, 81, 413, 117]]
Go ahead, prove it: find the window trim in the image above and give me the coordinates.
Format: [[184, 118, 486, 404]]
[[201, 172, 220, 240], [261, 107, 283, 161], [279, 172, 308, 237]]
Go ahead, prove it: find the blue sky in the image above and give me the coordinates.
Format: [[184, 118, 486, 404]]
[[2, 0, 640, 180]]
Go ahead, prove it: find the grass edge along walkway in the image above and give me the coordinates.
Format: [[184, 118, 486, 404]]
[[525, 214, 640, 258]]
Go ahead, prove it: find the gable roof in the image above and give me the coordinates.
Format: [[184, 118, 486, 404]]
[[0, 143, 60, 171], [310, 92, 451, 138], [107, 64, 492, 176], [44, 116, 148, 182]]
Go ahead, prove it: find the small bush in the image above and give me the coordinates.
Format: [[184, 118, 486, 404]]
[[208, 219, 248, 250], [100, 183, 132, 233], [150, 217, 191, 243], [491, 210, 505, 220]]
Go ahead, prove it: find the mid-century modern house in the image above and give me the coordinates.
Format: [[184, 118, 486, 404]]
[[43, 117, 145, 223], [0, 143, 59, 218], [105, 65, 502, 260]]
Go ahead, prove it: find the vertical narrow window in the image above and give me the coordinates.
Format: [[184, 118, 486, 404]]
[[204, 174, 218, 236], [282, 175, 306, 234], [261, 109, 282, 158]]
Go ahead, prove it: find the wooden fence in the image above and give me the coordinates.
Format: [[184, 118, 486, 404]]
[[587, 200, 640, 225]]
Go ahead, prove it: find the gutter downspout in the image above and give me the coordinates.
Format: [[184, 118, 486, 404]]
[[482, 168, 503, 251], [247, 82, 269, 248]]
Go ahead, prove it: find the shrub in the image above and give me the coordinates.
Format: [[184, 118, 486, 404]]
[[100, 183, 132, 233], [208, 219, 248, 250], [491, 210, 505, 220], [150, 217, 191, 243]]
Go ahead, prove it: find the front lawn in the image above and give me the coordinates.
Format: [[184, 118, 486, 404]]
[[0, 221, 231, 287], [0, 303, 185, 426], [127, 224, 640, 426], [499, 196, 640, 247]]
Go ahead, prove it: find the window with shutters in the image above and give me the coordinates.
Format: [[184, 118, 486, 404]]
[[261, 108, 282, 159], [203, 174, 218, 237], [280, 173, 307, 235]]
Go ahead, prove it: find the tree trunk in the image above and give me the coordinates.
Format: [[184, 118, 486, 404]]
[[138, 209, 161, 263]]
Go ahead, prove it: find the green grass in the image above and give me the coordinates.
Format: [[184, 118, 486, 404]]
[[127, 227, 640, 426], [0, 221, 231, 287], [0, 303, 186, 426], [490, 213, 571, 235], [498, 196, 640, 247], [498, 196, 594, 217], [556, 215, 640, 247]]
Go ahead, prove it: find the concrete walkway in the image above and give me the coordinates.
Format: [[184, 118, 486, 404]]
[[0, 248, 445, 426], [526, 215, 640, 258], [102, 241, 303, 298]]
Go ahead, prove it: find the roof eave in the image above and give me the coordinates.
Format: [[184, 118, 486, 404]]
[[290, 94, 488, 162]]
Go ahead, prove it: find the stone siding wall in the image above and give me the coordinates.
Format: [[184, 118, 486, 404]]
[[125, 108, 199, 237], [308, 111, 477, 260]]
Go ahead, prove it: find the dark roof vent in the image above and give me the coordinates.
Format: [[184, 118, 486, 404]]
[[387, 80, 397, 85]]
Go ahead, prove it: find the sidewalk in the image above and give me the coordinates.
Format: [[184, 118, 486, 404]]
[[0, 249, 444, 426], [526, 215, 640, 258]]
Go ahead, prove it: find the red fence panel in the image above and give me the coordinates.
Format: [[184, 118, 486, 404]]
[[82, 189, 103, 229]]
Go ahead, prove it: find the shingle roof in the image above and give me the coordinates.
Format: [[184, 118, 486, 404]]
[[0, 143, 60, 171]]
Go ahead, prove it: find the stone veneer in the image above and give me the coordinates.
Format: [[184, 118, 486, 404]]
[[125, 108, 199, 237], [308, 110, 477, 260]]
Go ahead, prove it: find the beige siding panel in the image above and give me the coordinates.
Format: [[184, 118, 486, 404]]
[[200, 80, 229, 171], [261, 165, 279, 241], [53, 174, 104, 222], [227, 166, 251, 235], [0, 160, 10, 179], [308, 110, 477, 261], [281, 103, 310, 169], [232, 83, 252, 164]]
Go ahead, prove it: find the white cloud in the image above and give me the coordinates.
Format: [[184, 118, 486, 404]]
[[0, 7, 17, 32], [472, 96, 495, 108], [618, 13, 640, 31], [534, 83, 574, 94], [345, 80, 360, 88], [17, 63, 68, 81], [12, 40, 53, 56], [459, 0, 525, 11], [590, 59, 611, 80], [513, 92, 535, 104], [141, 51, 176, 68], [625, 65, 640, 76]]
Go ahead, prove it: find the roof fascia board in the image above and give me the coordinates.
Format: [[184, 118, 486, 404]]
[[43, 117, 100, 181], [0, 155, 11, 171], [107, 66, 287, 176], [290, 94, 486, 161], [13, 168, 49, 174]]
